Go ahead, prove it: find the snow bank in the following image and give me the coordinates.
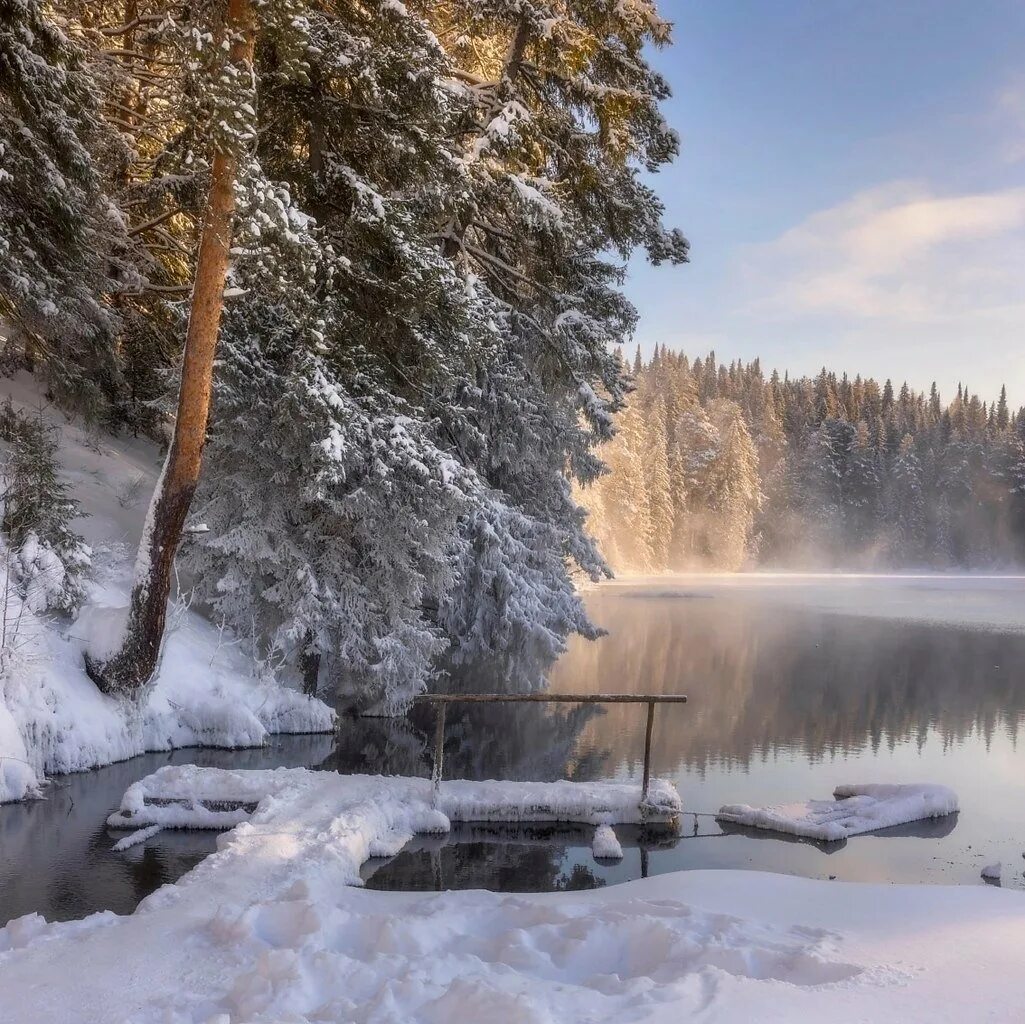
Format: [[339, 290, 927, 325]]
[[0, 701, 37, 802], [0, 374, 335, 803], [0, 596, 335, 803], [1, 767, 1023, 1023], [717, 784, 959, 842]]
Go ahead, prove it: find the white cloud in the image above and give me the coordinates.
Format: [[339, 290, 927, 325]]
[[744, 181, 1025, 323], [995, 75, 1025, 165]]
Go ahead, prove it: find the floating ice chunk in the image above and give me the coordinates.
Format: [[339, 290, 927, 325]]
[[592, 824, 623, 860], [982, 863, 1001, 881], [716, 783, 959, 842], [112, 824, 163, 851]]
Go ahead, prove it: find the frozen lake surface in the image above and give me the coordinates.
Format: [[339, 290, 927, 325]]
[[3, 574, 1025, 923]]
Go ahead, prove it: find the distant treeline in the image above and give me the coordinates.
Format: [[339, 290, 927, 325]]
[[579, 349, 1025, 570]]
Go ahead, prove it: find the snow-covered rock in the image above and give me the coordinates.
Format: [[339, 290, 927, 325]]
[[981, 862, 1001, 881], [716, 784, 959, 842]]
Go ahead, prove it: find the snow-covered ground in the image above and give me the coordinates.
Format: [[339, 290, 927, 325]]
[[0, 374, 334, 803], [1, 766, 1023, 1023], [603, 571, 1025, 633]]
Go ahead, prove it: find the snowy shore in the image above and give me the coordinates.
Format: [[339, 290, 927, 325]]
[[0, 589, 335, 803], [1, 766, 1023, 1023], [0, 374, 335, 803]]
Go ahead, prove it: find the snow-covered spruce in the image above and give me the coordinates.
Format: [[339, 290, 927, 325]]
[[2, 767, 1025, 1023], [176, 1, 688, 706]]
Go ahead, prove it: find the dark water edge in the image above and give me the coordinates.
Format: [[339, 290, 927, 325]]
[[3, 581, 1025, 926], [0, 736, 336, 926]]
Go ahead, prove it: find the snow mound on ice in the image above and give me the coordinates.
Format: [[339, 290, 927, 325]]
[[716, 784, 958, 842], [592, 823, 624, 859]]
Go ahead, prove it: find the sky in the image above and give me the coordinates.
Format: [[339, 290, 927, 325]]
[[627, 0, 1025, 406]]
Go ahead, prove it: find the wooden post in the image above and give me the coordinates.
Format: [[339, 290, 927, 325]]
[[641, 700, 655, 802]]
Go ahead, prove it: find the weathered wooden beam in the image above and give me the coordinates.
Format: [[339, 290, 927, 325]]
[[412, 693, 687, 704]]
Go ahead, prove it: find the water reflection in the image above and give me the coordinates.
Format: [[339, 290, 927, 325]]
[[5, 581, 1025, 925], [550, 589, 1025, 773], [351, 583, 1025, 892], [324, 699, 607, 785]]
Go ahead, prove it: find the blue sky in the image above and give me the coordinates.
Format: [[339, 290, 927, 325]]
[[628, 0, 1025, 405]]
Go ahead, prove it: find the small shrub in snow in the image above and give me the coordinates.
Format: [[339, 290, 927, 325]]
[[0, 402, 89, 613], [115, 473, 148, 510]]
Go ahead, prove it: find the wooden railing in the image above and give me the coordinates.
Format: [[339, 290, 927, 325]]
[[412, 693, 689, 801]]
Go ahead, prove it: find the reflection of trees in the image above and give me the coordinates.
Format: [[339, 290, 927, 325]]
[[548, 591, 1025, 775], [328, 699, 606, 784], [364, 837, 585, 893], [362, 824, 613, 893]]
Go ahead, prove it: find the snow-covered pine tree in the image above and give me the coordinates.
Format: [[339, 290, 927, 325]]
[[587, 396, 653, 570], [424, 0, 687, 651], [182, 0, 478, 705], [86, 0, 260, 694], [884, 434, 926, 563], [640, 390, 674, 567], [845, 420, 881, 554], [703, 400, 760, 569], [0, 0, 131, 415]]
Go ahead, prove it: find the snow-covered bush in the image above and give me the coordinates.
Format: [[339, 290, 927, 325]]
[[0, 402, 89, 613]]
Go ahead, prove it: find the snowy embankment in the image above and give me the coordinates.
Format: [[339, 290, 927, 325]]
[[717, 784, 959, 842], [0, 374, 334, 803], [1, 767, 1023, 1024]]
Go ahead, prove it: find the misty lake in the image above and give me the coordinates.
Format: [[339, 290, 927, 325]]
[[3, 574, 1025, 925]]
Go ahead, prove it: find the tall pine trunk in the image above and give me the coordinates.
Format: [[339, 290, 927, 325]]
[[86, 0, 255, 695]]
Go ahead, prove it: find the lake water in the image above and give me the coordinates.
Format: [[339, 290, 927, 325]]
[[3, 575, 1025, 925]]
